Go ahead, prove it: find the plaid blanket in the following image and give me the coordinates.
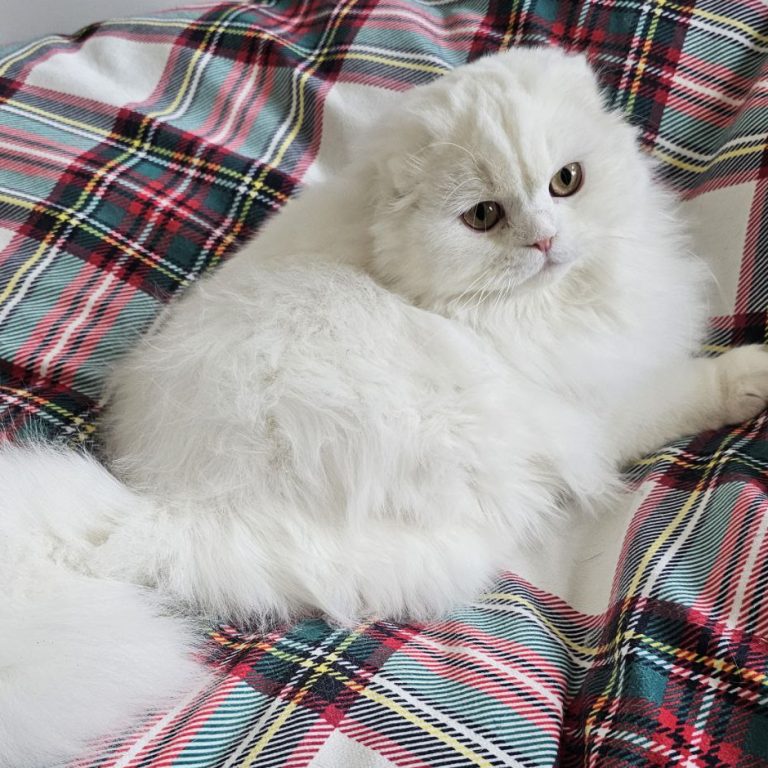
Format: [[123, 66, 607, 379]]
[[2, 1, 768, 765]]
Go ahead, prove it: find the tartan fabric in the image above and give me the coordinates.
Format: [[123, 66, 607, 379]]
[[1, 1, 768, 766]]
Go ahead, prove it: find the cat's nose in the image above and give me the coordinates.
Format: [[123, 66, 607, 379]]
[[531, 237, 554, 254]]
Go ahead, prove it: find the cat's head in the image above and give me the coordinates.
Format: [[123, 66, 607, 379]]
[[365, 47, 669, 313]]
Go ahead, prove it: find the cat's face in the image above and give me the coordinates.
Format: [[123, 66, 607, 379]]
[[367, 47, 658, 311]]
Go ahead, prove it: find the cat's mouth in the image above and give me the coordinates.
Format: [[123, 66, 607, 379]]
[[447, 253, 573, 312], [507, 250, 571, 288], [528, 257, 572, 287]]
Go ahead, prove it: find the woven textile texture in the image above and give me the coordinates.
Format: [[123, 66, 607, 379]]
[[1, 1, 768, 766]]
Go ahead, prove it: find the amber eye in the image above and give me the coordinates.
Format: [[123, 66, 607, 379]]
[[549, 162, 583, 197], [460, 201, 505, 231]]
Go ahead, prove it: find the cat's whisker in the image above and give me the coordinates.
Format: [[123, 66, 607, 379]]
[[456, 285, 487, 316], [450, 276, 483, 310], [456, 279, 489, 315], [440, 176, 483, 210], [500, 274, 515, 310], [401, 141, 480, 184], [688, 252, 723, 297], [450, 266, 495, 313], [470, 271, 499, 313], [490, 269, 511, 313], [424, 141, 479, 165]]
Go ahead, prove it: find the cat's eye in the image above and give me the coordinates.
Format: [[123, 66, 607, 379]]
[[549, 162, 583, 197], [461, 201, 505, 232]]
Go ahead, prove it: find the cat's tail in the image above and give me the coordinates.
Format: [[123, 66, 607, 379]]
[[0, 446, 209, 768]]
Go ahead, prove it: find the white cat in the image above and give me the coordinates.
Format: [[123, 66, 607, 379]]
[[3, 46, 768, 767]]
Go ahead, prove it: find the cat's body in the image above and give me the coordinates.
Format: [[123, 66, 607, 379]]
[[3, 46, 768, 767], [96, 46, 754, 626], [101, 261, 604, 624]]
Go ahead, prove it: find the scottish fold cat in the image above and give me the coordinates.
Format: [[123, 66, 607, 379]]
[[3, 46, 768, 766], [97, 46, 768, 623]]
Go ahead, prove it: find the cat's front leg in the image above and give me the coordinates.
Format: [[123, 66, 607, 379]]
[[611, 345, 768, 463], [716, 345, 768, 424]]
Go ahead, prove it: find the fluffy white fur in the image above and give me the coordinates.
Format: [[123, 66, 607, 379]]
[[4, 47, 768, 765], [0, 447, 208, 768]]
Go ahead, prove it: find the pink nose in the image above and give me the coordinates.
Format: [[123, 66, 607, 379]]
[[532, 237, 553, 254]]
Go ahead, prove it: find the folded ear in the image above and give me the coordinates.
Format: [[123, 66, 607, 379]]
[[365, 123, 429, 204], [364, 86, 450, 202]]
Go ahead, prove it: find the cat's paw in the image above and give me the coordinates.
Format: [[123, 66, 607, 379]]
[[717, 345, 768, 424]]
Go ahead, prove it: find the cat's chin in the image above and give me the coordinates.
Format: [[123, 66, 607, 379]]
[[535, 259, 571, 280], [511, 258, 573, 295]]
